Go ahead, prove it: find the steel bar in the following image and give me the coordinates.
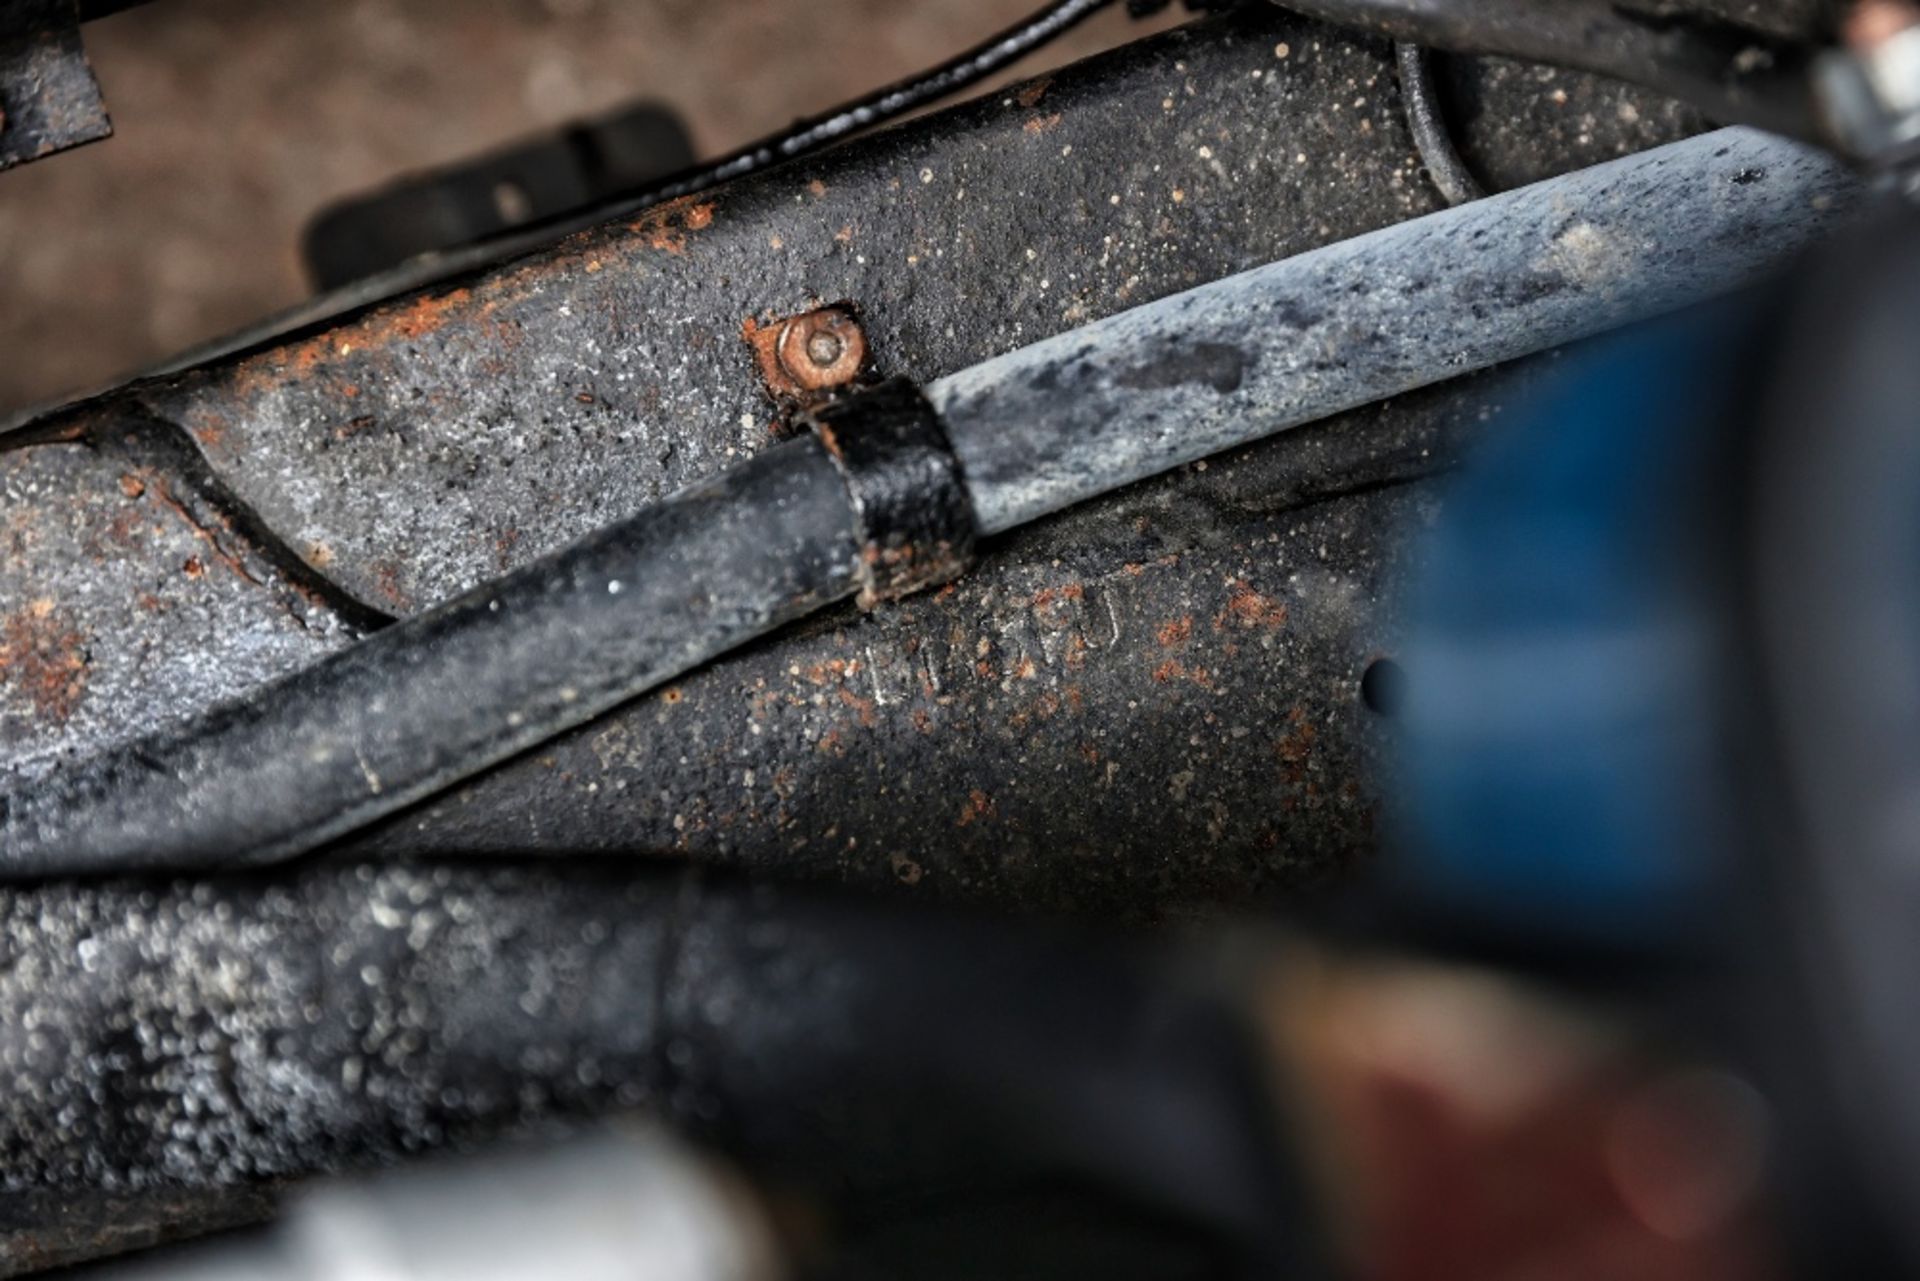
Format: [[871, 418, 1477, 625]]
[[1, 14, 1458, 912], [0, 864, 1297, 1273], [933, 127, 1855, 536]]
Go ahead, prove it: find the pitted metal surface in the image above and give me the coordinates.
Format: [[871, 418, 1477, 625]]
[[0, 863, 679, 1271], [0, 419, 360, 792], [0, 10, 1700, 821]]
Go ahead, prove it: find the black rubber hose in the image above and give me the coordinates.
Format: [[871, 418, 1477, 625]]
[[1276, 0, 1827, 145], [0, 436, 866, 874]]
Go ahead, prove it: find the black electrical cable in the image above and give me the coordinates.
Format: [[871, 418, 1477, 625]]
[[1276, 0, 1828, 146], [1394, 42, 1484, 207], [647, 0, 1124, 204], [428, 0, 1127, 262]]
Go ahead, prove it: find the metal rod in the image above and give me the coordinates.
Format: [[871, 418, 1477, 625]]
[[932, 127, 1856, 536]]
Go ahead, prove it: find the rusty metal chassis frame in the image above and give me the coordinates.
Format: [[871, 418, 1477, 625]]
[[0, 6, 1729, 1272]]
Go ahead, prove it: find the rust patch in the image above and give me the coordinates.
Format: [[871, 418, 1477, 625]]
[[1156, 616, 1194, 647], [116, 474, 145, 499], [743, 302, 871, 422], [1031, 583, 1085, 608], [1015, 76, 1053, 108], [1152, 658, 1215, 690], [1216, 580, 1289, 630], [492, 526, 522, 569], [370, 561, 409, 609], [104, 504, 145, 550], [1023, 112, 1063, 135], [836, 686, 878, 728], [1276, 708, 1318, 785], [148, 477, 263, 589], [628, 196, 718, 254], [956, 788, 997, 828], [1, 600, 90, 722], [220, 285, 479, 402], [382, 288, 476, 342]]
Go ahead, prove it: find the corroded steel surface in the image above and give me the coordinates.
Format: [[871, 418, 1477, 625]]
[[0, 10, 1699, 913], [0, 6, 1721, 1269]]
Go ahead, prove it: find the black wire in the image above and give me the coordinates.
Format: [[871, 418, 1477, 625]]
[[565, 0, 1126, 224], [1395, 43, 1484, 206], [306, 0, 1130, 295]]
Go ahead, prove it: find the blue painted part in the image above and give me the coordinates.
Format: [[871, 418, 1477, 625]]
[[1396, 309, 1754, 948]]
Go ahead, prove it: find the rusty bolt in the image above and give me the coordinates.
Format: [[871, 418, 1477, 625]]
[[775, 307, 866, 391], [806, 330, 844, 367]]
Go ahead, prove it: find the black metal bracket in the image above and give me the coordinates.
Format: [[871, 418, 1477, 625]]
[[803, 378, 978, 608], [0, 0, 110, 172]]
